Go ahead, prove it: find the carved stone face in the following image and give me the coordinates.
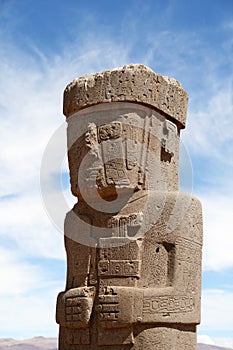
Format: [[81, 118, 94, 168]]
[[57, 66, 202, 350], [67, 102, 180, 206]]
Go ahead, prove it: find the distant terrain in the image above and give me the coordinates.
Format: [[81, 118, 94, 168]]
[[0, 337, 232, 350], [198, 345, 233, 350], [0, 337, 57, 350]]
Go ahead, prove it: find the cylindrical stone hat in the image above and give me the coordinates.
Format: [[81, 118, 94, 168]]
[[63, 64, 188, 130]]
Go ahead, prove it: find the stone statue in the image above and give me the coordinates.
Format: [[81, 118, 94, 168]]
[[56, 64, 203, 349]]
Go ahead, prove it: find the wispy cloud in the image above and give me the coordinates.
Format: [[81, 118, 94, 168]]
[[184, 82, 233, 163], [0, 287, 60, 338], [0, 244, 62, 338], [1, 1, 233, 339], [198, 289, 233, 346], [198, 334, 233, 348], [201, 193, 233, 271], [0, 26, 134, 337]]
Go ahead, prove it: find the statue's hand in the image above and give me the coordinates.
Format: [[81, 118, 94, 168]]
[[56, 286, 95, 328], [97, 286, 143, 328]]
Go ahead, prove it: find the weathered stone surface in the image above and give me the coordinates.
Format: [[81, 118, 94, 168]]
[[66, 102, 180, 198], [0, 338, 230, 350], [63, 64, 188, 128], [56, 64, 203, 349]]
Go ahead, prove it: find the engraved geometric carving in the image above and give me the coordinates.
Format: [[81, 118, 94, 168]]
[[56, 286, 95, 329], [98, 260, 140, 277], [142, 295, 195, 314], [56, 64, 203, 350]]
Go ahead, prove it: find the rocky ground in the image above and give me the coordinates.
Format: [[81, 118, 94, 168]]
[[0, 337, 232, 350]]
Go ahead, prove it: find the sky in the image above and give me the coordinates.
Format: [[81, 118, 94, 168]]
[[0, 0, 233, 347]]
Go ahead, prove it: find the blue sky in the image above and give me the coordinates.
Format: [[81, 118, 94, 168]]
[[0, 0, 233, 347]]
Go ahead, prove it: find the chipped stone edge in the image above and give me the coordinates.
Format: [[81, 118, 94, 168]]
[[63, 64, 188, 128]]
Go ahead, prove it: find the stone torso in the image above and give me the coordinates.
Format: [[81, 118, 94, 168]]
[[56, 64, 203, 350]]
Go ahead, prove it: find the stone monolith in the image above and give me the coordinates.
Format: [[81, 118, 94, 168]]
[[56, 64, 203, 350]]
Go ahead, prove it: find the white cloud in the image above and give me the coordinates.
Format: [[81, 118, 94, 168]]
[[0, 192, 66, 260], [198, 334, 233, 348], [198, 288, 233, 347], [0, 33, 134, 338], [197, 334, 215, 346], [199, 289, 233, 333], [184, 82, 233, 163], [0, 19, 232, 270], [200, 193, 233, 271], [178, 41, 233, 272], [1, 6, 233, 340], [0, 288, 60, 338], [0, 247, 43, 295], [0, 33, 131, 263], [0, 244, 63, 338], [214, 338, 233, 348]]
